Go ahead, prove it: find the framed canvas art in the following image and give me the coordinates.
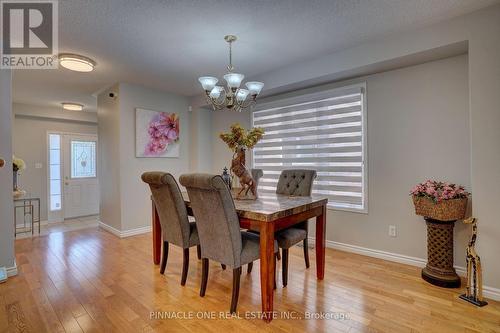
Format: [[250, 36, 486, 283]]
[[136, 108, 180, 158]]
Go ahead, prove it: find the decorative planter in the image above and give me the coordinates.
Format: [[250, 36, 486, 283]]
[[421, 218, 461, 288], [413, 196, 467, 221], [413, 196, 467, 288]]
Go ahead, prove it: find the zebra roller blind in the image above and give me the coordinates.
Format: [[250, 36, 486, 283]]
[[252, 84, 367, 212]]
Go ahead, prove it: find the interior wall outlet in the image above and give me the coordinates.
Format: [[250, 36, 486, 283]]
[[388, 225, 397, 237], [35, 162, 43, 169]]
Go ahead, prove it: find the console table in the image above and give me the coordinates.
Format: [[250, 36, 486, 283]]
[[14, 197, 41, 237]]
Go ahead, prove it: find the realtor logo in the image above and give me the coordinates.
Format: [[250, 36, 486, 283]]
[[1, 0, 58, 69]]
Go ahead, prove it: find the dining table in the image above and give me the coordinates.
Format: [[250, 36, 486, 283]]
[[150, 190, 328, 322]]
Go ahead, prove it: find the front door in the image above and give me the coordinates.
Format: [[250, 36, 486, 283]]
[[62, 134, 99, 219]]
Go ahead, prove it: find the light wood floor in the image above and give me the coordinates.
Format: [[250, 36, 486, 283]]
[[1, 226, 499, 333]]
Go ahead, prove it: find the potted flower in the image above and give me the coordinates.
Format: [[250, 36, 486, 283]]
[[13, 155, 26, 198], [410, 180, 469, 221], [410, 180, 470, 288]]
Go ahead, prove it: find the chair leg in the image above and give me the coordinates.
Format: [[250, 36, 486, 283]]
[[247, 262, 253, 274], [196, 245, 201, 260], [181, 248, 189, 286], [303, 238, 310, 269], [200, 258, 209, 297], [282, 248, 289, 287], [230, 267, 242, 313], [276, 249, 281, 261], [221, 264, 226, 270], [160, 241, 168, 274]]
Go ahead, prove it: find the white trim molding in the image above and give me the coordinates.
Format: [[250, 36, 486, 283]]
[[309, 238, 499, 301], [483, 286, 500, 302], [6, 260, 18, 277], [98, 221, 151, 238]]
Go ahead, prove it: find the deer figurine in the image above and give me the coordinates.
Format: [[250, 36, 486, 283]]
[[459, 217, 488, 306]]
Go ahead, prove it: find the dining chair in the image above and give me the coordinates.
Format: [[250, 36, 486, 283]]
[[251, 168, 263, 189], [179, 173, 278, 313], [141, 172, 200, 286], [275, 169, 317, 287]]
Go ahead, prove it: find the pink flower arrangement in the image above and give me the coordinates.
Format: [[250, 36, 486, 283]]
[[410, 180, 469, 203], [144, 113, 179, 155]]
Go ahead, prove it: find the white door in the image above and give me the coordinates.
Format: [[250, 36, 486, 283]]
[[62, 134, 99, 219]]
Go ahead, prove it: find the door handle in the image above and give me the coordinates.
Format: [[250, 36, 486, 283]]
[[0, 158, 4, 168]]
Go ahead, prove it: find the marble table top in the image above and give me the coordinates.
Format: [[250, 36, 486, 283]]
[[182, 191, 328, 222]]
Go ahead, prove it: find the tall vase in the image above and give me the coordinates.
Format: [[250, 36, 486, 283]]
[[13, 170, 18, 191]]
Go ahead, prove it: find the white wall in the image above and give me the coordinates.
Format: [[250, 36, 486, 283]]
[[466, 6, 500, 296], [322, 56, 470, 266], [118, 83, 191, 231], [236, 56, 470, 268], [0, 69, 15, 274], [12, 103, 97, 221], [97, 84, 122, 231], [98, 83, 190, 232], [189, 107, 213, 173], [223, 4, 500, 294]]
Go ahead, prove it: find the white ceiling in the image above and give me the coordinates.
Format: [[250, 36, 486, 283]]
[[12, 0, 499, 112]]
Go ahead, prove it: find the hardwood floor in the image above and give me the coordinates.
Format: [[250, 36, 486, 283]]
[[1, 226, 499, 333]]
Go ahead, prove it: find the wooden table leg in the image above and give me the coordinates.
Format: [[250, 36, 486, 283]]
[[259, 222, 275, 322], [152, 201, 161, 265], [316, 204, 326, 280]]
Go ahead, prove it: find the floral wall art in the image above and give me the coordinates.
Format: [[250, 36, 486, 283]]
[[136, 108, 180, 158]]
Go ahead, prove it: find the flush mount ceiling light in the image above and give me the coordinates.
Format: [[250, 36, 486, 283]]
[[58, 53, 96, 72], [62, 103, 83, 111], [198, 35, 264, 112]]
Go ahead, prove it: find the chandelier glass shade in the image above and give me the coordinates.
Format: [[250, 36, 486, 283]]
[[198, 35, 264, 112]]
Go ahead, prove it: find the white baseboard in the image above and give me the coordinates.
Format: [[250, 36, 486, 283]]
[[309, 238, 499, 301], [483, 286, 500, 302], [120, 225, 152, 237], [98, 221, 151, 238], [6, 260, 17, 277]]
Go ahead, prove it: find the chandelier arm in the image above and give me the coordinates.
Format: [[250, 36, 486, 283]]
[[205, 89, 227, 109], [236, 98, 256, 110]]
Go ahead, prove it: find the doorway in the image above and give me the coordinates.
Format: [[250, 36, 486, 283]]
[[48, 132, 99, 221]]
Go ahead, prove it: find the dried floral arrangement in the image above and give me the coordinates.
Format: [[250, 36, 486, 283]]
[[219, 123, 264, 152]]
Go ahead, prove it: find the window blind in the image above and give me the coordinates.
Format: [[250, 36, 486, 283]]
[[252, 84, 367, 211]]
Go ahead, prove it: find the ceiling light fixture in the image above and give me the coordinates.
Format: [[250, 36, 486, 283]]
[[59, 53, 96, 72], [199, 35, 264, 112], [62, 103, 84, 111]]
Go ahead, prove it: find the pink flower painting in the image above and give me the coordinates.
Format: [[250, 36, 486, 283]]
[[136, 109, 180, 157]]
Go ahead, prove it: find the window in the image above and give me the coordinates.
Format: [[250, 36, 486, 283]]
[[252, 83, 367, 212], [71, 140, 97, 178], [48, 134, 62, 211]]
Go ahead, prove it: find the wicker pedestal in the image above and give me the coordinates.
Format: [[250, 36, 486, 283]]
[[422, 218, 461, 288]]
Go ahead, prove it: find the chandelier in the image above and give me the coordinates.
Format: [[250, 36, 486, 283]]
[[198, 35, 264, 112]]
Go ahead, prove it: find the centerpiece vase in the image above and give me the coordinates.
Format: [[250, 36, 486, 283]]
[[13, 170, 18, 191]]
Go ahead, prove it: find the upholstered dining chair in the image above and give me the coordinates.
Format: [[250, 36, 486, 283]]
[[141, 172, 200, 286], [179, 173, 278, 313], [275, 169, 317, 287]]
